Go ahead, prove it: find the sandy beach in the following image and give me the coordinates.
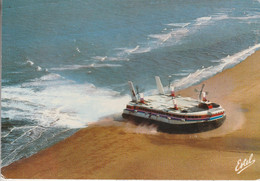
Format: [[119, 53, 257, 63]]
[[2, 50, 260, 179]]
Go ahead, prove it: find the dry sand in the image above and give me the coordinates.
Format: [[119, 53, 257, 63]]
[[2, 51, 260, 179]]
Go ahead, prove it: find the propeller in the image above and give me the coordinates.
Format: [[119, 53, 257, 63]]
[[135, 85, 145, 100], [194, 84, 208, 100]]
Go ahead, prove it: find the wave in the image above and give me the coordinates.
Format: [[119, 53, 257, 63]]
[[92, 12, 258, 62], [231, 14, 260, 20], [92, 56, 130, 61], [166, 23, 190, 28], [1, 122, 75, 167], [35, 66, 42, 71], [92, 56, 108, 61], [2, 73, 130, 129], [173, 44, 260, 89], [171, 72, 189, 76], [149, 28, 189, 43], [149, 33, 172, 42], [194, 16, 212, 26], [212, 13, 260, 21], [38, 73, 63, 81], [124, 45, 140, 54], [212, 14, 229, 21], [211, 13, 260, 21], [134, 14, 228, 53], [115, 46, 152, 57], [80, 12, 259, 70], [50, 63, 122, 71], [26, 60, 34, 66], [25, 58, 48, 72]]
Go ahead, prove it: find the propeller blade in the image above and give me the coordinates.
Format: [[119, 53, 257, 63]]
[[199, 84, 205, 100]]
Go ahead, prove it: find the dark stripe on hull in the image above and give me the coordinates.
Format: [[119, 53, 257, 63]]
[[122, 113, 226, 134]]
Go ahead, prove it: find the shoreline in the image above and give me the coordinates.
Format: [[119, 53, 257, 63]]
[[2, 50, 260, 179]]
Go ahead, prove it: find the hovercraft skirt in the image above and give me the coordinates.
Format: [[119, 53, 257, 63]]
[[122, 113, 226, 134]]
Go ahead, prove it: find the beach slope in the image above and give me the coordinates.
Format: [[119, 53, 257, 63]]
[[2, 51, 260, 179]]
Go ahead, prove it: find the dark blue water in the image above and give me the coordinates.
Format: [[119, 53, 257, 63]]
[[2, 0, 260, 166]]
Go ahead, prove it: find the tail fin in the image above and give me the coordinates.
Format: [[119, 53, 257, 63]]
[[155, 76, 165, 95], [128, 81, 137, 102]]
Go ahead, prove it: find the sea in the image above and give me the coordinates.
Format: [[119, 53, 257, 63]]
[[2, 0, 260, 167]]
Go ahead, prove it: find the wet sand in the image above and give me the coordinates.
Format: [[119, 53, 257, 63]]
[[2, 51, 260, 179]]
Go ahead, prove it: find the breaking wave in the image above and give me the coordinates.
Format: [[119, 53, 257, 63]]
[[26, 60, 34, 66], [94, 12, 257, 62], [2, 75, 129, 128], [173, 44, 260, 90], [1, 72, 130, 166], [50, 63, 122, 71], [194, 16, 212, 26], [25, 58, 47, 72], [166, 23, 190, 28]]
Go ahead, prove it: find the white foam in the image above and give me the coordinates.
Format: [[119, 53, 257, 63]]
[[133, 47, 152, 54], [114, 15, 214, 59], [213, 14, 229, 21], [166, 23, 190, 28], [149, 33, 172, 42], [171, 72, 189, 76], [211, 13, 260, 21], [92, 13, 232, 62], [92, 55, 130, 62], [149, 28, 189, 43], [26, 60, 34, 66], [92, 56, 108, 61], [116, 46, 151, 56], [39, 73, 63, 81], [173, 44, 260, 89], [50, 63, 122, 71], [194, 16, 212, 26], [89, 12, 258, 65], [230, 14, 260, 20], [25, 58, 48, 72], [35, 66, 42, 71], [2, 73, 130, 129], [117, 45, 140, 54], [76, 47, 81, 53]]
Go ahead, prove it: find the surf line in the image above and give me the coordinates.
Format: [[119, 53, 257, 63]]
[[235, 153, 255, 174]]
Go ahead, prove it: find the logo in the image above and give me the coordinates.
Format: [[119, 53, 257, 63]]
[[235, 153, 255, 174]]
